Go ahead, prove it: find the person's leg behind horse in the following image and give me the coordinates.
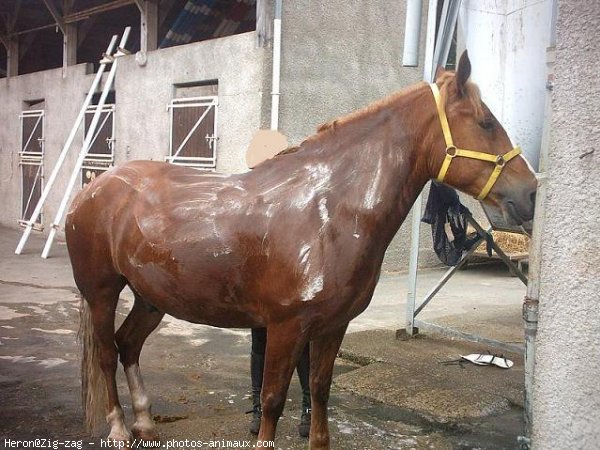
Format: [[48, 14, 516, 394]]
[[296, 343, 311, 437], [249, 328, 266, 434]]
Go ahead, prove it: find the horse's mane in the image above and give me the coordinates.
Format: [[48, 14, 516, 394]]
[[274, 146, 300, 157], [437, 71, 485, 122], [313, 72, 486, 138], [272, 72, 485, 160]]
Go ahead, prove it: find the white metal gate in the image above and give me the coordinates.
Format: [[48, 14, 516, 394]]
[[81, 104, 115, 188], [19, 109, 45, 227], [166, 96, 218, 169]]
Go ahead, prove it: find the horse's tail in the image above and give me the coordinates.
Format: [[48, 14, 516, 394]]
[[79, 294, 107, 435]]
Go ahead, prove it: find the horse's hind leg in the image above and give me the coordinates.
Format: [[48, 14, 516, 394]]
[[258, 321, 308, 445], [309, 324, 348, 450], [115, 294, 164, 442]]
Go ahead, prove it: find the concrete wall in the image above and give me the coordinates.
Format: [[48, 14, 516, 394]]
[[459, 0, 555, 169], [116, 32, 265, 174], [0, 65, 91, 235], [532, 1, 600, 448], [278, 0, 440, 272], [0, 32, 265, 238]]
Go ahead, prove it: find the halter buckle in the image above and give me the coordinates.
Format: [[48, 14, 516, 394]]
[[495, 154, 506, 166], [446, 146, 457, 157]]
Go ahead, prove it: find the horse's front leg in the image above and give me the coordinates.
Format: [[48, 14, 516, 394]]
[[309, 324, 348, 450], [257, 320, 308, 446]]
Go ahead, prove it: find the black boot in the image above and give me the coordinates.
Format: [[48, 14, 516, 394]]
[[249, 397, 262, 435], [249, 350, 264, 435], [298, 392, 311, 438], [296, 344, 311, 438]]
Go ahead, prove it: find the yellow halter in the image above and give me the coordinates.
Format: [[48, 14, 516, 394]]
[[429, 83, 522, 201]]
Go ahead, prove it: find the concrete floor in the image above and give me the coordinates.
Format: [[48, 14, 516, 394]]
[[0, 226, 528, 449]]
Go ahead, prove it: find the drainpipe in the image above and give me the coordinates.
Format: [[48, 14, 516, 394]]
[[402, 0, 423, 66], [270, 0, 282, 130]]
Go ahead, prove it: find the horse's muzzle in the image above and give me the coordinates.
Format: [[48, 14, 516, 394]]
[[503, 188, 536, 225]]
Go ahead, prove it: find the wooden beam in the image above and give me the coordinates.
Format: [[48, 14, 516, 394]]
[[12, 23, 57, 37], [62, 0, 76, 71], [63, 0, 135, 24], [42, 0, 66, 34], [0, 34, 8, 50], [9, 0, 23, 33], [7, 37, 18, 76], [139, 0, 158, 54], [256, 0, 273, 48]]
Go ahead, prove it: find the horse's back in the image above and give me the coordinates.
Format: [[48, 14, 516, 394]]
[[65, 161, 250, 292]]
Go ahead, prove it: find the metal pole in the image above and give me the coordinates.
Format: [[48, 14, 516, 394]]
[[466, 216, 528, 285], [414, 233, 486, 317], [41, 27, 131, 259], [432, 0, 461, 71], [405, 0, 439, 335], [270, 0, 282, 130], [14, 34, 118, 255], [406, 0, 462, 335]]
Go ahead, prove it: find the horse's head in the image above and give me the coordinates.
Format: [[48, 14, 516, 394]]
[[427, 51, 537, 226]]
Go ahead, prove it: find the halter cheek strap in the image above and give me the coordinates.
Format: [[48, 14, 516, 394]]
[[430, 83, 521, 201]]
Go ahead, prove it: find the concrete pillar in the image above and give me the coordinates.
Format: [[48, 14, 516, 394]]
[[531, 1, 600, 448]]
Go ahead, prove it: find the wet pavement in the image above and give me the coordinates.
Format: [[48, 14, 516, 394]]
[[0, 226, 527, 449]]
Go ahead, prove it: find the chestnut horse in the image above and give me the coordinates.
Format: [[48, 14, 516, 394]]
[[66, 52, 536, 449]]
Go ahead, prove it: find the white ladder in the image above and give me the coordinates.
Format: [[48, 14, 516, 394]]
[[15, 27, 131, 258]]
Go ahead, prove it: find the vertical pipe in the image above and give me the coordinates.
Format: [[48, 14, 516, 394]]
[[402, 0, 423, 66], [270, 0, 282, 130], [406, 0, 438, 335]]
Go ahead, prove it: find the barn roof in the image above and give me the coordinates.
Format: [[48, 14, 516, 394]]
[[0, 0, 257, 77]]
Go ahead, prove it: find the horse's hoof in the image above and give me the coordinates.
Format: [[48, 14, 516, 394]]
[[107, 430, 132, 447], [131, 424, 160, 445]]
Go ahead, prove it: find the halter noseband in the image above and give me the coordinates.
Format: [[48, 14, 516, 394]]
[[429, 83, 521, 201]]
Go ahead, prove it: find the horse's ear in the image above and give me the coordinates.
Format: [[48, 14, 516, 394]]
[[455, 50, 471, 96], [434, 65, 446, 81]]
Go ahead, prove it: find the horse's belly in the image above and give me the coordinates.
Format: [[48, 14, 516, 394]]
[[119, 249, 264, 328]]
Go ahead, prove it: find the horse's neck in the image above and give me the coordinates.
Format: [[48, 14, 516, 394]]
[[309, 86, 433, 247]]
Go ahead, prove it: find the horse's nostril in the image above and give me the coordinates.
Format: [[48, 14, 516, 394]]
[[530, 190, 537, 206]]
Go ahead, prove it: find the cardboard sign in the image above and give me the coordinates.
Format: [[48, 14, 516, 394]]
[[246, 129, 289, 169]]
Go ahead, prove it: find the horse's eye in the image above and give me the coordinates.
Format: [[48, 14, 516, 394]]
[[479, 118, 495, 130]]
